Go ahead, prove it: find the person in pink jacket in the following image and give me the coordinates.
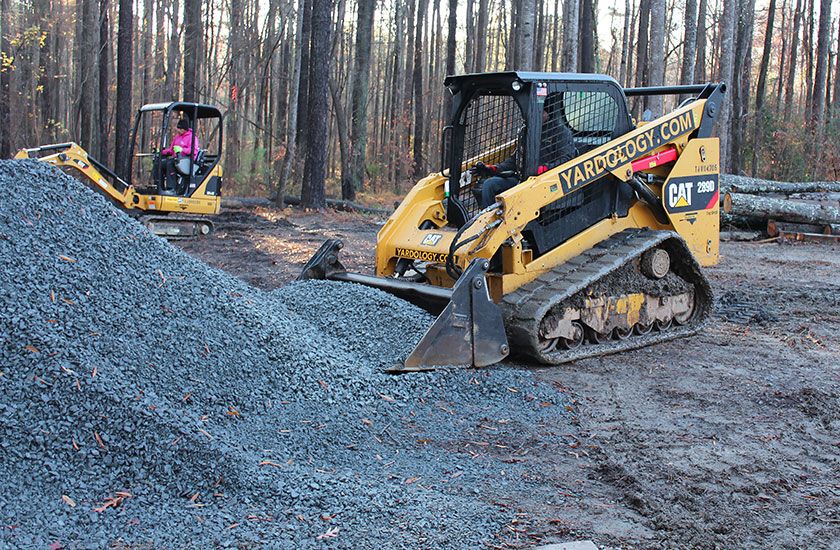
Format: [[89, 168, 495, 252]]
[[161, 118, 200, 194]]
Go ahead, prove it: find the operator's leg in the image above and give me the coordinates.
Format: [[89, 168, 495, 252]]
[[480, 176, 518, 208], [162, 158, 177, 192]]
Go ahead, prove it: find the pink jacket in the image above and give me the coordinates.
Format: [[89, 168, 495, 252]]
[[162, 129, 200, 159]]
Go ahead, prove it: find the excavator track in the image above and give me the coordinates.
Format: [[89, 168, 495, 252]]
[[138, 215, 214, 239], [501, 229, 713, 364]]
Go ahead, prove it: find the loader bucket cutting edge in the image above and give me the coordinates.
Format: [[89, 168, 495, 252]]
[[298, 240, 510, 371]]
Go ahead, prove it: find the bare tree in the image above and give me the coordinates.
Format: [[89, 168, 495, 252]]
[[751, 0, 776, 176], [98, 0, 110, 161], [301, 0, 332, 208], [183, 0, 203, 101], [344, 0, 376, 200], [579, 0, 595, 72], [783, 0, 801, 119], [561, 0, 579, 71], [515, 0, 537, 69], [717, 0, 737, 172], [0, 0, 12, 157], [647, 0, 664, 116], [412, 0, 428, 177], [680, 0, 698, 89], [810, 0, 831, 125], [114, 0, 133, 179], [694, 0, 707, 81], [276, 0, 306, 206]]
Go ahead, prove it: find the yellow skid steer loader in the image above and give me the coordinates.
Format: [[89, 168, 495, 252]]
[[15, 102, 224, 238], [300, 72, 725, 371]]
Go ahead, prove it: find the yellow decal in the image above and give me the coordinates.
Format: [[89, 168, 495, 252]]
[[395, 247, 453, 263], [558, 110, 695, 194]]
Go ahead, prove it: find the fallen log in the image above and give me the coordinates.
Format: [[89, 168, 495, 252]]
[[720, 175, 840, 195], [222, 195, 393, 215], [766, 220, 834, 237], [722, 192, 840, 225]]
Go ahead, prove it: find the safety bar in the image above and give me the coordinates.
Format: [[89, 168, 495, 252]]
[[623, 83, 725, 96]]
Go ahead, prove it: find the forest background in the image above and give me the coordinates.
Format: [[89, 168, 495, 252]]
[[0, 0, 837, 207]]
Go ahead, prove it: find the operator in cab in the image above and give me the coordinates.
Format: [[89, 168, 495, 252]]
[[472, 92, 575, 208], [161, 118, 200, 194]]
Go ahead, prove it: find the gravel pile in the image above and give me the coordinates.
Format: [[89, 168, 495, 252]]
[[0, 160, 573, 548]]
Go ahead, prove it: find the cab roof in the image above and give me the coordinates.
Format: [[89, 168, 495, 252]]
[[443, 71, 621, 91], [138, 102, 222, 119]]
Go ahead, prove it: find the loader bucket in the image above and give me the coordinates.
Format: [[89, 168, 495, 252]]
[[298, 239, 510, 371]]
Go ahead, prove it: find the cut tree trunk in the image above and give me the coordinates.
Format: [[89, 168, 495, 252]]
[[723, 192, 840, 225], [721, 175, 840, 194]]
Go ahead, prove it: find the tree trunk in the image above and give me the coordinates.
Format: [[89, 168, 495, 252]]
[[728, 0, 755, 174], [717, 0, 737, 172], [98, 0, 110, 161], [412, 0, 428, 178], [784, 0, 801, 119], [750, 0, 776, 176], [166, 0, 181, 99], [114, 0, 133, 179], [723, 192, 840, 225], [694, 0, 707, 82], [79, 0, 97, 151], [722, 175, 840, 194], [474, 0, 488, 72], [680, 0, 697, 91], [295, 0, 313, 148], [647, 0, 665, 115], [810, 0, 831, 126], [579, 0, 595, 72], [633, 0, 649, 116], [183, 0, 202, 101], [516, 0, 537, 69], [0, 0, 9, 158], [300, 0, 331, 209], [561, 0, 579, 72], [344, 0, 376, 200], [833, 14, 840, 114], [444, 0, 457, 112], [275, 0, 306, 207], [619, 0, 631, 85]]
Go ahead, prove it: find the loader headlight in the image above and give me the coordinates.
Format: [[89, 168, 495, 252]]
[[511, 80, 522, 91]]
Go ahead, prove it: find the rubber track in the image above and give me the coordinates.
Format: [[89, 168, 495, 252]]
[[501, 229, 713, 364], [138, 215, 214, 239]]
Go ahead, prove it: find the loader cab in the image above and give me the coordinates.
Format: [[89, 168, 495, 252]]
[[441, 72, 635, 255], [128, 102, 224, 198]]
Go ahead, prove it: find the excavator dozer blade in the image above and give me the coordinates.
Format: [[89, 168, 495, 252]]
[[298, 239, 510, 371]]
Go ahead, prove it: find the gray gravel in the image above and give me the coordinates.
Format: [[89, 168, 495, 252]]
[[0, 160, 573, 548]]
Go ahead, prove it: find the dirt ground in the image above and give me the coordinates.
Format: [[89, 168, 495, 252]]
[[177, 206, 840, 549]]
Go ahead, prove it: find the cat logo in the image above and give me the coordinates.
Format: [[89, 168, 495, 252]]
[[420, 233, 443, 247], [668, 181, 693, 209]]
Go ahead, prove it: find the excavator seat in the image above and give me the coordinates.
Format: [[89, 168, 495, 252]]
[[175, 149, 206, 177]]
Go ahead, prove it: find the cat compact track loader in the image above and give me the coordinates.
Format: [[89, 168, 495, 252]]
[[15, 101, 224, 238], [300, 72, 726, 371]]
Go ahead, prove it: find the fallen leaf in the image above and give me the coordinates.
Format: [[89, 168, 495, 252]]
[[94, 431, 105, 449], [61, 495, 76, 508], [58, 255, 76, 263], [318, 380, 329, 390], [259, 460, 281, 468], [379, 394, 395, 402], [404, 476, 421, 484], [198, 429, 212, 439], [49, 290, 56, 303], [361, 418, 373, 426], [61, 297, 74, 305], [24, 345, 39, 353], [228, 523, 239, 529]]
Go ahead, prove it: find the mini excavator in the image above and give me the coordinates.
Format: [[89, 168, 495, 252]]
[[306, 72, 725, 371], [15, 102, 224, 238]]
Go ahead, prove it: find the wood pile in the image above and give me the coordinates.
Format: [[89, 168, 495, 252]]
[[720, 175, 840, 242]]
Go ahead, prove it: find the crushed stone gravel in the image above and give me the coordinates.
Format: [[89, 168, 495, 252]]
[[0, 160, 573, 548]]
